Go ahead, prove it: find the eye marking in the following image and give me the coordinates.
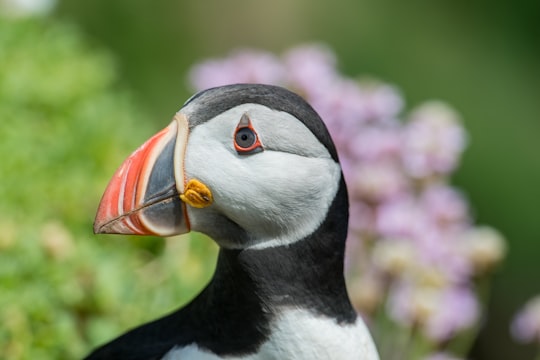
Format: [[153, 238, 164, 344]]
[[234, 113, 263, 154]]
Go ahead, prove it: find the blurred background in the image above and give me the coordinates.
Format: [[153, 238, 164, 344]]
[[1, 0, 538, 358]]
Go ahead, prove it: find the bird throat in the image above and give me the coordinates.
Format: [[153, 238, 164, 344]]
[[208, 177, 356, 325]]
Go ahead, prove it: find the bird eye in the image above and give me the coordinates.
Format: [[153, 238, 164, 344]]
[[235, 127, 257, 149], [234, 114, 263, 154]]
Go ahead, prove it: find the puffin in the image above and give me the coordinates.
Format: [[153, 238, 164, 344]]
[[86, 84, 379, 360]]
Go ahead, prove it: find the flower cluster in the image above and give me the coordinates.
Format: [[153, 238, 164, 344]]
[[188, 44, 507, 359]]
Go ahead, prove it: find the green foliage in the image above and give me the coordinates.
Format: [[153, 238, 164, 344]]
[[0, 17, 217, 359]]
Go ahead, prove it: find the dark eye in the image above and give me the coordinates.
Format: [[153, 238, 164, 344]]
[[234, 114, 263, 154], [235, 127, 257, 149]]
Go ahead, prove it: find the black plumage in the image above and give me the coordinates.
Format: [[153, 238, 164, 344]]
[[85, 84, 374, 359], [85, 175, 353, 359]]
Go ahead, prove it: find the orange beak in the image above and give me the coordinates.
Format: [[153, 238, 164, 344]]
[[94, 114, 190, 236]]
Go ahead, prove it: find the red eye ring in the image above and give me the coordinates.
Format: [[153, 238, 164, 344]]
[[234, 114, 263, 154]]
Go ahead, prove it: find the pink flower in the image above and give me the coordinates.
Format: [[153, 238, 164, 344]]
[[511, 295, 540, 343], [401, 101, 467, 178], [420, 183, 470, 232], [387, 282, 479, 342], [376, 195, 472, 283], [283, 44, 338, 96], [189, 50, 285, 90], [414, 229, 472, 284], [423, 286, 479, 341], [387, 280, 436, 326], [359, 84, 404, 121], [376, 195, 429, 240], [347, 124, 403, 163], [310, 79, 371, 141], [348, 162, 408, 202]]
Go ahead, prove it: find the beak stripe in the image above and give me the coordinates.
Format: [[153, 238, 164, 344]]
[[94, 122, 180, 235], [173, 113, 189, 194], [173, 113, 191, 231], [135, 125, 177, 234]]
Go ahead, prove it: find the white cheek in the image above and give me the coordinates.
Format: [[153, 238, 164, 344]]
[[233, 153, 341, 248], [183, 108, 342, 248]]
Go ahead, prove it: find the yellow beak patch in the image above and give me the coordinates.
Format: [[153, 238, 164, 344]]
[[180, 179, 214, 208]]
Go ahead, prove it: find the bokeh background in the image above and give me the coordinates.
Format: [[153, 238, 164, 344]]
[[1, 0, 539, 359]]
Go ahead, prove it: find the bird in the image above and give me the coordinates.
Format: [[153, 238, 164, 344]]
[[86, 84, 379, 360]]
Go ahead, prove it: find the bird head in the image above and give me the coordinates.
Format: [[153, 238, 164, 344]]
[[94, 84, 345, 250]]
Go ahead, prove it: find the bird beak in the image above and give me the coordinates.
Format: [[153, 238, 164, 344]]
[[94, 114, 190, 236]]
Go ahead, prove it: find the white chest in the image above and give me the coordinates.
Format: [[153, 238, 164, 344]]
[[163, 309, 379, 360]]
